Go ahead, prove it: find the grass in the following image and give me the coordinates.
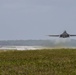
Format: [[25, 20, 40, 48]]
[[0, 49, 76, 75]]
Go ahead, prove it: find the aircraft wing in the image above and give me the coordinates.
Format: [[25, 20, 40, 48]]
[[48, 35, 59, 37], [70, 35, 76, 36]]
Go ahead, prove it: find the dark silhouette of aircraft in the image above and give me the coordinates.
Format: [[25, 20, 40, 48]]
[[48, 31, 76, 38]]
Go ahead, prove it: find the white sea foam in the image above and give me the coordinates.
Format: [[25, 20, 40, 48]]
[[0, 46, 44, 50]]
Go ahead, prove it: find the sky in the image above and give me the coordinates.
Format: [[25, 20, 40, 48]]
[[0, 0, 76, 40]]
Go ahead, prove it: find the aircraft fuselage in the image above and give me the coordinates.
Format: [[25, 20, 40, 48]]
[[59, 31, 70, 38], [60, 34, 70, 38]]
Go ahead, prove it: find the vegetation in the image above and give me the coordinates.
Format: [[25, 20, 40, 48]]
[[0, 49, 76, 75]]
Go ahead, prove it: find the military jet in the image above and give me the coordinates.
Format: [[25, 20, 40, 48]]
[[48, 31, 76, 38]]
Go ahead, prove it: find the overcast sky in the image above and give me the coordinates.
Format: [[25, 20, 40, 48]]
[[0, 0, 76, 40]]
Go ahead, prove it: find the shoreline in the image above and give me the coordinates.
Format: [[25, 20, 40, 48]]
[[0, 46, 76, 51]]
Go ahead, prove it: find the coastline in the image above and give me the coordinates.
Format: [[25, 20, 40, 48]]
[[0, 46, 76, 51]]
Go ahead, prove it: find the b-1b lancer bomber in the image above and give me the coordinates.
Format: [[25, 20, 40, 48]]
[[48, 31, 76, 38]]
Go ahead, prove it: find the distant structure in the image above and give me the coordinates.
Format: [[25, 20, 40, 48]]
[[48, 30, 76, 38]]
